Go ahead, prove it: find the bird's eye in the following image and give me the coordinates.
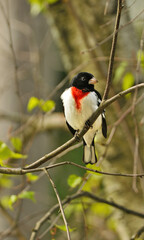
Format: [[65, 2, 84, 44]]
[[81, 77, 85, 81]]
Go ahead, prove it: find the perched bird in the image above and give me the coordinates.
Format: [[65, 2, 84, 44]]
[[61, 72, 107, 164]]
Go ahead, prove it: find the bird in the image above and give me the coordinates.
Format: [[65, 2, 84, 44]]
[[61, 72, 107, 164]]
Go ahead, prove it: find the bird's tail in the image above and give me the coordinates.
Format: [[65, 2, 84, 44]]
[[83, 142, 97, 164]]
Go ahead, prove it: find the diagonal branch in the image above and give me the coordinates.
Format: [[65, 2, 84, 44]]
[[0, 85, 143, 175], [25, 83, 144, 169], [30, 168, 71, 240], [103, 0, 123, 100], [131, 225, 144, 240], [44, 168, 71, 240]]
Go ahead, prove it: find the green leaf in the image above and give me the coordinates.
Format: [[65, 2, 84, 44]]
[[122, 72, 135, 98], [137, 50, 144, 70], [27, 97, 55, 112], [56, 225, 76, 232], [10, 137, 22, 152], [26, 173, 38, 182], [64, 204, 76, 218], [114, 61, 127, 83], [1, 195, 16, 210], [82, 174, 103, 192], [0, 175, 13, 188], [47, 0, 59, 4], [91, 202, 112, 217], [27, 96, 39, 112], [122, 72, 135, 90], [19, 191, 36, 202], [86, 164, 102, 175], [67, 174, 82, 188], [28, 0, 59, 15], [39, 99, 55, 112], [0, 141, 12, 160], [1, 191, 35, 210], [11, 151, 27, 159], [8, 195, 18, 209], [0, 141, 26, 161], [107, 218, 117, 231]]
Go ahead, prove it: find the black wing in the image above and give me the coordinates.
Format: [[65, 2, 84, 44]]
[[102, 115, 107, 138], [94, 90, 107, 138], [66, 121, 76, 135], [94, 89, 102, 101]]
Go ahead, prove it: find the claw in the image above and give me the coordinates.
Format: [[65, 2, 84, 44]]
[[85, 120, 93, 129], [74, 130, 81, 142]]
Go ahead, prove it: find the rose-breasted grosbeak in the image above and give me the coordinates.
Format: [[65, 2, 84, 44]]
[[61, 72, 107, 164]]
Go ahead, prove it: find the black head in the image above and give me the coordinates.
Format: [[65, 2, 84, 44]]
[[71, 72, 98, 91]]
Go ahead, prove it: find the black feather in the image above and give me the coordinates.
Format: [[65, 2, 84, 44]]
[[66, 121, 76, 135], [94, 89, 102, 101], [94, 90, 107, 138], [102, 116, 107, 138]]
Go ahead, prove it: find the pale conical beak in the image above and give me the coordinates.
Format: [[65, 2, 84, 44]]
[[88, 77, 98, 85]]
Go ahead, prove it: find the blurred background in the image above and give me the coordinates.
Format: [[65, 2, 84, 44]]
[[0, 0, 144, 239]]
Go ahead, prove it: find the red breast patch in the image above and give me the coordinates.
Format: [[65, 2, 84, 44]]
[[71, 87, 89, 110]]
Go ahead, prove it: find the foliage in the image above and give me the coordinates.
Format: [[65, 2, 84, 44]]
[[137, 50, 144, 70], [122, 72, 135, 98], [10, 137, 22, 152], [27, 96, 55, 113], [67, 174, 82, 188], [1, 191, 35, 210], [0, 141, 26, 166], [28, 0, 59, 15], [56, 224, 76, 232], [26, 173, 39, 182]]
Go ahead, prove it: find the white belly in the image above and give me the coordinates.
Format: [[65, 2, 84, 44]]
[[61, 88, 102, 145]]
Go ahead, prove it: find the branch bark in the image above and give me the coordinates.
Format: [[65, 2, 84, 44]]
[[103, 0, 123, 100]]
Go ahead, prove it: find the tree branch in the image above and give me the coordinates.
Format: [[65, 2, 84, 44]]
[[81, 8, 144, 54], [1, 160, 144, 178], [0, 84, 143, 175], [25, 83, 144, 169], [43, 168, 71, 240], [30, 190, 144, 239], [103, 0, 123, 100], [0, 1, 23, 111], [130, 225, 144, 240]]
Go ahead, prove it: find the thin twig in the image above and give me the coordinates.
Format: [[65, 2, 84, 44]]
[[43, 168, 71, 240], [132, 117, 139, 192], [45, 161, 144, 178], [1, 159, 144, 178], [47, 62, 89, 99], [38, 213, 61, 239], [30, 168, 71, 240], [0, 1, 23, 111], [81, 8, 144, 54], [130, 226, 144, 240], [103, 0, 123, 100], [132, 29, 144, 192], [97, 93, 144, 166], [96, 126, 116, 167]]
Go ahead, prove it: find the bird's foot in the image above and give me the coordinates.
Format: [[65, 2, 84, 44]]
[[74, 130, 81, 142], [85, 119, 93, 129]]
